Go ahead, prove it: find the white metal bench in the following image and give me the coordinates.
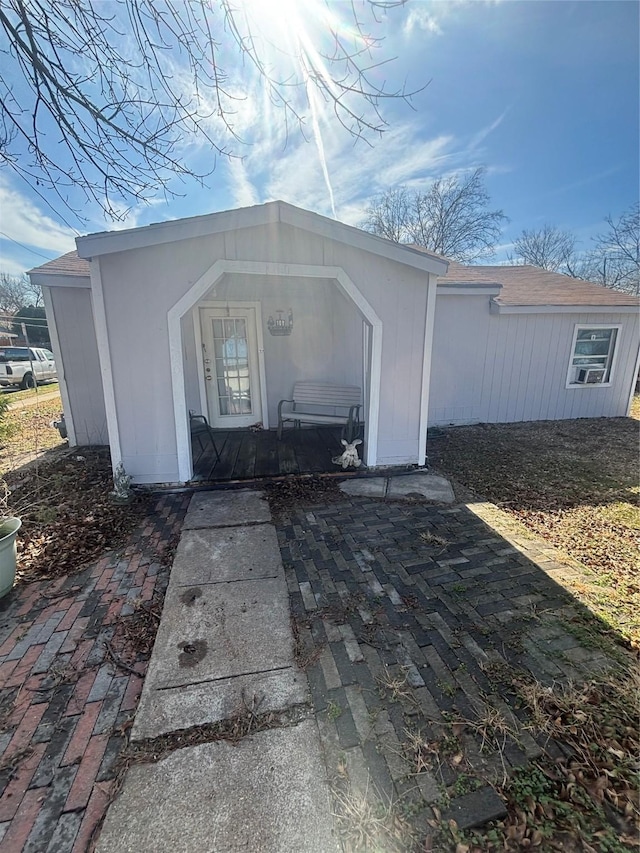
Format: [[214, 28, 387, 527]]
[[277, 382, 362, 441]]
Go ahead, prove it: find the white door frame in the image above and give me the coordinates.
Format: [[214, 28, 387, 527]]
[[168, 260, 383, 483], [194, 301, 269, 428]]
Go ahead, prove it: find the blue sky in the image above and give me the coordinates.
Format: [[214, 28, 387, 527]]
[[0, 0, 638, 277]]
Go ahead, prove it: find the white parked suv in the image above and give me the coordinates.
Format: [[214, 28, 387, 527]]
[[0, 347, 57, 389]]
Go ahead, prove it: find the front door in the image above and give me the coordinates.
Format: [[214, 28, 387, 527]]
[[199, 307, 263, 428]]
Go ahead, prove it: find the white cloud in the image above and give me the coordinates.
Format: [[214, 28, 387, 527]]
[[0, 179, 77, 254], [403, 7, 442, 36], [402, 0, 504, 39], [228, 158, 260, 208], [224, 112, 504, 228], [0, 254, 33, 277], [469, 109, 509, 151]]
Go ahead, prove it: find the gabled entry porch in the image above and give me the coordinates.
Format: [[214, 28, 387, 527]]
[[190, 425, 348, 482], [172, 259, 383, 484]]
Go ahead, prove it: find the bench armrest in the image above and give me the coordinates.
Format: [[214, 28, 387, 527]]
[[277, 398, 295, 418], [277, 398, 295, 439]]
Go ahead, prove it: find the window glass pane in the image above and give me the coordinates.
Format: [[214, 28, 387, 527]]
[[576, 328, 612, 342], [573, 356, 607, 366], [569, 327, 617, 384], [0, 348, 29, 362], [574, 340, 611, 357], [212, 315, 252, 416]]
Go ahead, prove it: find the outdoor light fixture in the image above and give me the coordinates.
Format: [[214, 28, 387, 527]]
[[267, 309, 294, 336]]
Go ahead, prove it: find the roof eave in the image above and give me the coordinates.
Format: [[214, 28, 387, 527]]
[[491, 299, 640, 315], [29, 271, 91, 289], [76, 200, 449, 277], [438, 281, 502, 296]]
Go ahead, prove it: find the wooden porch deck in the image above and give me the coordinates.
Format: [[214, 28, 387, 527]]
[[191, 426, 351, 482]]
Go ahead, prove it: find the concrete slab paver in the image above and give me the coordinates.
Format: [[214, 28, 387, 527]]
[[173, 524, 282, 584], [183, 489, 271, 528], [132, 667, 307, 740], [339, 477, 386, 497], [339, 473, 455, 503], [97, 720, 340, 853], [142, 576, 293, 690], [387, 472, 455, 502]]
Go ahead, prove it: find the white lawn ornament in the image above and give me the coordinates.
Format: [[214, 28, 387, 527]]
[[332, 438, 363, 469]]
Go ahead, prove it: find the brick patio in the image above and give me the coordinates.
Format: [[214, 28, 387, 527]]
[[0, 485, 619, 850], [0, 493, 191, 852], [275, 495, 613, 836]]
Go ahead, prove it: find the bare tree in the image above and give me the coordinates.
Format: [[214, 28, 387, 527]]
[[585, 203, 640, 295], [0, 272, 42, 314], [510, 205, 639, 295], [0, 0, 418, 223], [363, 168, 507, 262], [510, 224, 576, 273], [363, 187, 412, 242]]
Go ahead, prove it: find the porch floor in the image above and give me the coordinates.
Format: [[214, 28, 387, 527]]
[[191, 426, 350, 482]]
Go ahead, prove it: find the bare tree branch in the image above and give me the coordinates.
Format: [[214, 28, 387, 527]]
[[0, 272, 42, 313], [510, 224, 576, 273], [511, 206, 639, 295], [0, 0, 419, 222], [587, 203, 640, 295], [362, 168, 507, 262]]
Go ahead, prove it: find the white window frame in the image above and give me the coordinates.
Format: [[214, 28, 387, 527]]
[[566, 323, 622, 389]]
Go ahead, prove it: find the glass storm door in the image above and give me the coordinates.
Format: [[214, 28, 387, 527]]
[[200, 307, 262, 428]]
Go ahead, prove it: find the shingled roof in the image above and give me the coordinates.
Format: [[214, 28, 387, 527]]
[[30, 245, 638, 309], [28, 251, 90, 278], [439, 259, 639, 307]]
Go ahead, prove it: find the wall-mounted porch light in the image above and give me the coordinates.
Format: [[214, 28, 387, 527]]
[[267, 309, 294, 336]]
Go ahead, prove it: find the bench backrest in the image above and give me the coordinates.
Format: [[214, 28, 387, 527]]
[[292, 382, 361, 408]]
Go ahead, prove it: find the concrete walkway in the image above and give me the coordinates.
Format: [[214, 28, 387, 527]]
[[96, 490, 338, 853]]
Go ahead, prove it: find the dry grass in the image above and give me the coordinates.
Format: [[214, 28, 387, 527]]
[[418, 531, 449, 548], [429, 410, 640, 646], [0, 396, 65, 474], [376, 668, 417, 707], [332, 785, 418, 853], [1, 382, 60, 404]]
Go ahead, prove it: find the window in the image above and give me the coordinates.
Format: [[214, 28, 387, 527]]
[[0, 348, 30, 362], [567, 325, 620, 387]]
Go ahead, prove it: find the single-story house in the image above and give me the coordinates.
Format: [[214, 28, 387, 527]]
[[0, 329, 19, 347], [29, 201, 640, 486]]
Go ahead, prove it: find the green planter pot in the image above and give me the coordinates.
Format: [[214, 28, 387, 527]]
[[0, 518, 22, 599]]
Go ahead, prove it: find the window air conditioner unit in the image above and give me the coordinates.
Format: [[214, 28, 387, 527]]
[[576, 367, 606, 384]]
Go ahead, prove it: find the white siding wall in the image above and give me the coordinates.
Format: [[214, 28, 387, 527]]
[[97, 223, 431, 482], [429, 294, 640, 425], [46, 286, 108, 444]]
